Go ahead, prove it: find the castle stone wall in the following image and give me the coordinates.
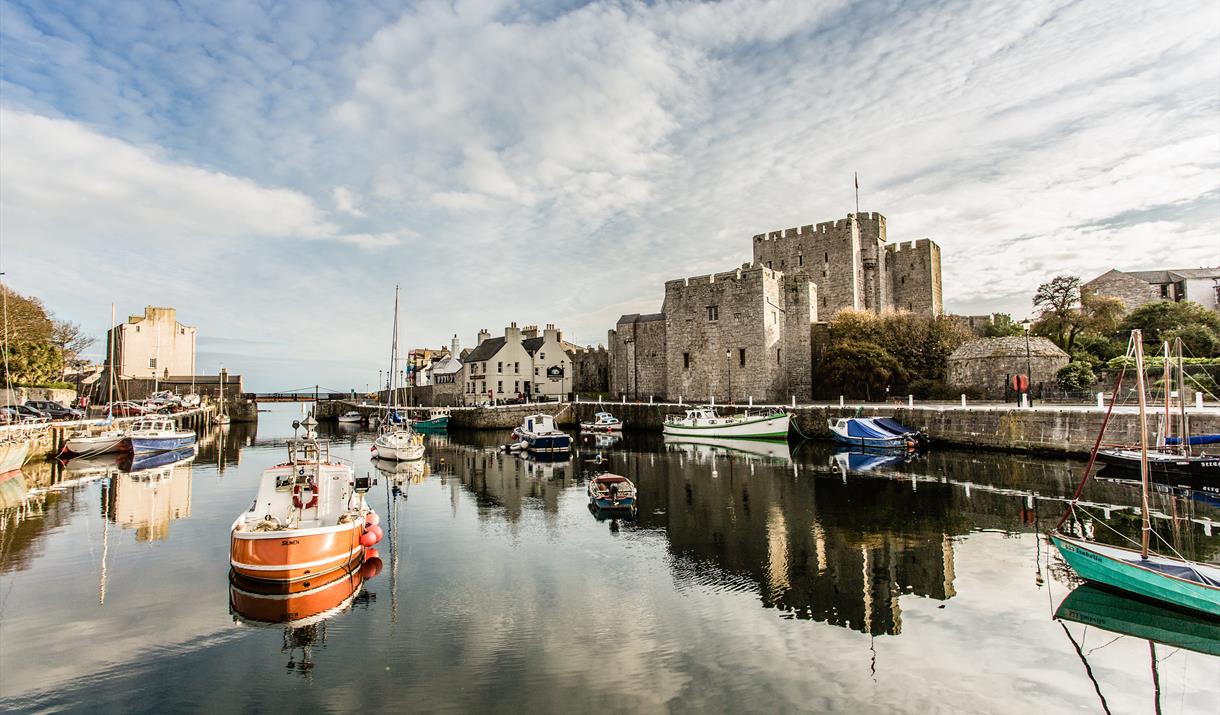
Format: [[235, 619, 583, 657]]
[[608, 315, 667, 399], [888, 239, 943, 316], [569, 346, 609, 393]]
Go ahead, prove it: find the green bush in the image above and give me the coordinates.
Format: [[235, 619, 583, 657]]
[[1057, 362, 1096, 391]]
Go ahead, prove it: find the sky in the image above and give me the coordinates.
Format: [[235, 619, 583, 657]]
[[1, 0, 1217, 391]]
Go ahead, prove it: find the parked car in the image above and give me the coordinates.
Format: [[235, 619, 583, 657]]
[[111, 401, 148, 417], [0, 407, 20, 424], [25, 400, 85, 420], [13, 404, 50, 422]]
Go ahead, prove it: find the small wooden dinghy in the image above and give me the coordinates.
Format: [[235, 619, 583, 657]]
[[588, 474, 636, 511]]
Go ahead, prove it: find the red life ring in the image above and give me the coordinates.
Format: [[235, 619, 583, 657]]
[[293, 480, 319, 509]]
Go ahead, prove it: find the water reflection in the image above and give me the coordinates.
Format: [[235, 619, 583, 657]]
[[229, 560, 375, 677], [663, 434, 793, 463]]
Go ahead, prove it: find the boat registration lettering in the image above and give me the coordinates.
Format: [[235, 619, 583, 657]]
[[281, 539, 300, 546], [1201, 461, 1220, 467]]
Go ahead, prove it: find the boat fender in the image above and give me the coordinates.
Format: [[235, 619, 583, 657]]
[[364, 547, 380, 560], [365, 524, 384, 542], [292, 480, 319, 509], [359, 530, 378, 548], [361, 557, 383, 579], [365, 512, 380, 526]]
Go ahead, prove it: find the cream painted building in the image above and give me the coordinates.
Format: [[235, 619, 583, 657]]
[[460, 323, 578, 405], [109, 306, 196, 379]]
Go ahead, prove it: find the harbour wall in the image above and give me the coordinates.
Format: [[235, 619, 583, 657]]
[[317, 397, 1220, 456], [571, 401, 1220, 456], [11, 405, 219, 461]]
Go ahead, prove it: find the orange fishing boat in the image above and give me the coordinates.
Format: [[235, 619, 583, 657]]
[[229, 554, 372, 626], [230, 417, 381, 582]]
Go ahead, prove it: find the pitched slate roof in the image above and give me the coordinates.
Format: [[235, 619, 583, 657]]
[[948, 337, 1068, 361], [616, 313, 664, 325], [1117, 267, 1220, 284], [464, 337, 506, 363]]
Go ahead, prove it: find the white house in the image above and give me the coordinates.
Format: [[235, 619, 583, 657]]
[[460, 323, 578, 405]]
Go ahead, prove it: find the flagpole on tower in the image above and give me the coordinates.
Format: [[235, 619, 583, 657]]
[[854, 172, 860, 217]]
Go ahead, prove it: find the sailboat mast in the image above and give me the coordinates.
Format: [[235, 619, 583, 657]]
[[1161, 341, 1171, 448], [1133, 331, 1151, 560], [108, 303, 116, 409], [1177, 338, 1190, 457]]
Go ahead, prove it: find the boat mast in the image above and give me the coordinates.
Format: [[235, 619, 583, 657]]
[[108, 303, 116, 411], [1161, 341, 1171, 449], [1176, 338, 1190, 457], [1134, 330, 1151, 560], [385, 285, 400, 425]]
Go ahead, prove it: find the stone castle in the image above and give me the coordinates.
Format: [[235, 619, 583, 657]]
[[609, 212, 943, 403]]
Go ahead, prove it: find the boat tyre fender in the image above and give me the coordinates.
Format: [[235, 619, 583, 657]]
[[293, 480, 319, 509]]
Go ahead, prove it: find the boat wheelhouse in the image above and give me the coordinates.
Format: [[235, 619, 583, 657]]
[[588, 474, 636, 511]]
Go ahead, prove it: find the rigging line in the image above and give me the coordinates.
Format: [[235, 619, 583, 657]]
[[1083, 634, 1125, 656], [1055, 341, 1131, 531], [1059, 622, 1113, 715]]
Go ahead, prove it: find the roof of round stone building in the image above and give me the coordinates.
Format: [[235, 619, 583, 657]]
[[948, 336, 1069, 361]]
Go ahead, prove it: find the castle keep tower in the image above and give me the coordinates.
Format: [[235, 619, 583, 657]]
[[608, 211, 944, 401], [752, 212, 941, 317]]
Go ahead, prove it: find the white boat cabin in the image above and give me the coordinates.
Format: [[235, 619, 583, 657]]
[[521, 413, 560, 435], [238, 440, 360, 531], [130, 417, 178, 434]]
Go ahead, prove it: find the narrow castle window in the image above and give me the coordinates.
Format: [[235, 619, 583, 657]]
[[707, 306, 719, 321], [776, 348, 782, 365], [824, 252, 829, 263], [767, 261, 772, 269], [798, 255, 804, 266], [780, 260, 784, 268], [683, 352, 691, 369], [771, 311, 777, 325], [738, 348, 746, 368]]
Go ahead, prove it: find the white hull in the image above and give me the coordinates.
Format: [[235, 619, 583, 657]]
[[0, 441, 30, 473], [662, 413, 789, 439], [663, 434, 792, 461], [64, 434, 127, 455], [580, 422, 623, 432], [372, 434, 425, 462], [337, 416, 363, 423]]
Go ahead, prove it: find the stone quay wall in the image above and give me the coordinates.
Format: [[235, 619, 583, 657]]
[[569, 401, 1220, 456]]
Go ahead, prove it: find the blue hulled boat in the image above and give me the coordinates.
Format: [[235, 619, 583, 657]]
[[518, 413, 571, 454], [588, 474, 636, 511], [827, 417, 922, 449], [128, 417, 196, 453]]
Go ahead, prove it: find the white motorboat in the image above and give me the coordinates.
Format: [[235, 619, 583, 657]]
[[63, 428, 128, 455], [580, 411, 624, 432], [338, 411, 364, 423], [663, 434, 792, 462], [662, 407, 789, 440]]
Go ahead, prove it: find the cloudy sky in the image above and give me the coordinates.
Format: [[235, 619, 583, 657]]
[[1, 0, 1217, 390]]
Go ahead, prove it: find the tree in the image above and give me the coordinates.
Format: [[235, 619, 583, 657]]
[[1120, 300, 1220, 357], [49, 319, 95, 379], [819, 340, 907, 401], [1056, 362, 1096, 391], [826, 311, 972, 391], [983, 313, 1024, 337], [1032, 275, 1081, 348]]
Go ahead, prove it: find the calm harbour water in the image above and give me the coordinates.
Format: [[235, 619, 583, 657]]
[[1, 404, 1217, 714]]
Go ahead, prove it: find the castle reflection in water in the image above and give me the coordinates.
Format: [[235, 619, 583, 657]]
[[423, 430, 1216, 638]]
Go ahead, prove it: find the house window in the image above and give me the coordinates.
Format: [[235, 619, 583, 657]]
[[683, 352, 691, 369], [798, 255, 804, 266], [707, 306, 719, 321], [497, 380, 503, 393], [514, 380, 519, 393], [738, 348, 746, 368], [149, 357, 157, 369], [776, 348, 782, 365], [497, 361, 502, 373], [514, 362, 519, 373], [534, 367, 539, 376], [540, 352, 546, 360]]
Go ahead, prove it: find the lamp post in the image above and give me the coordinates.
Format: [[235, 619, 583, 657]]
[[725, 349, 732, 404], [1021, 320, 1034, 407]]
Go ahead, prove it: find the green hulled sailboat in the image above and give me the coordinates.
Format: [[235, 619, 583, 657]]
[[1050, 330, 1219, 618]]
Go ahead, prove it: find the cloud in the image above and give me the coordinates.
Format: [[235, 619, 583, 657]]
[[0, 109, 396, 249], [333, 186, 365, 216], [2, 0, 1218, 389]]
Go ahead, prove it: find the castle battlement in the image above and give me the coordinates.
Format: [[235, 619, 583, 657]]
[[664, 264, 777, 292], [885, 238, 934, 253]]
